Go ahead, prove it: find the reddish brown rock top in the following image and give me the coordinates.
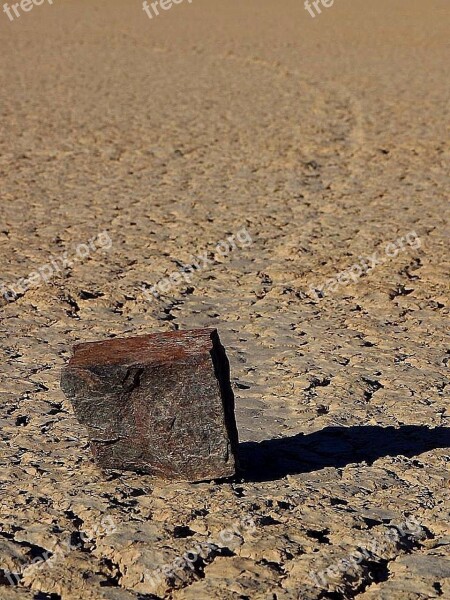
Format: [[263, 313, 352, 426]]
[[68, 328, 218, 368]]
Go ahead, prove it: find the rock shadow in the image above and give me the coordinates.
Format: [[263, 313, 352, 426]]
[[239, 425, 450, 482]]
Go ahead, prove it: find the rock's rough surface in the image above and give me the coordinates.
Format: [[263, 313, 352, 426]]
[[60, 329, 238, 481]]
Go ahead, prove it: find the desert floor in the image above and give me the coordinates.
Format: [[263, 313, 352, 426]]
[[0, 0, 449, 598]]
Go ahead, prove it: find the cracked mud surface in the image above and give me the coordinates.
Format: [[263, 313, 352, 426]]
[[0, 0, 449, 598]]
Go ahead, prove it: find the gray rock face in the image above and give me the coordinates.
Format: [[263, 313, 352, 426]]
[[60, 328, 238, 481]]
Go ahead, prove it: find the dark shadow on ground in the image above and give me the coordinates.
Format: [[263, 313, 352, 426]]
[[238, 425, 450, 482]]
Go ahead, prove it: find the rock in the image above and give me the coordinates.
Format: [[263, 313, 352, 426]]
[[60, 328, 239, 481]]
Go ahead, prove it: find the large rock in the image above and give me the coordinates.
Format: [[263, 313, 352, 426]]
[[60, 328, 239, 481]]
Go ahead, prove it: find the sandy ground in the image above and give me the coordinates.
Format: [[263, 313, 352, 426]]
[[0, 0, 449, 598]]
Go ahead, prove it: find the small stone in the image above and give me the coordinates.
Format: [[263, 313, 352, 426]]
[[60, 328, 239, 481]]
